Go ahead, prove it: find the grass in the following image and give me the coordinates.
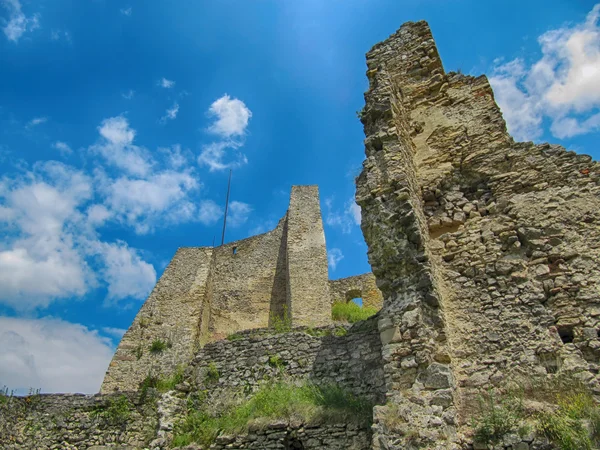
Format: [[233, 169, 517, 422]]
[[472, 389, 523, 444], [537, 392, 600, 450], [139, 366, 185, 399], [172, 381, 373, 447], [332, 301, 378, 323], [149, 338, 170, 354], [205, 362, 220, 384], [470, 375, 600, 450], [270, 307, 292, 333], [304, 326, 348, 337]]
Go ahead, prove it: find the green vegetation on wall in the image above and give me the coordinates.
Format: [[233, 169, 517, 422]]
[[172, 381, 374, 447], [332, 301, 378, 323]]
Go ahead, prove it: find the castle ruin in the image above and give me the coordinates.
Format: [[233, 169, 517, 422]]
[[101, 185, 383, 393], [2, 20, 600, 450]]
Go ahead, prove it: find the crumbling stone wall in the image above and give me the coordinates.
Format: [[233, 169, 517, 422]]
[[102, 247, 214, 393], [0, 393, 158, 449], [329, 273, 383, 309], [189, 319, 385, 403], [102, 185, 341, 394], [357, 19, 600, 449]]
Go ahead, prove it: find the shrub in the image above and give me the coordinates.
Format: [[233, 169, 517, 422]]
[[268, 355, 285, 371], [205, 362, 219, 384], [149, 339, 170, 354], [92, 395, 131, 425], [270, 307, 292, 333], [173, 381, 373, 447], [226, 333, 244, 341], [472, 389, 523, 444], [332, 302, 378, 323], [537, 392, 600, 450], [140, 366, 186, 400]]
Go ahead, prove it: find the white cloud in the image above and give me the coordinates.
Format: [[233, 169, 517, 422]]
[[328, 248, 344, 271], [98, 170, 199, 234], [207, 94, 252, 138], [160, 144, 188, 169], [0, 160, 156, 309], [91, 116, 153, 177], [90, 241, 156, 302], [160, 77, 175, 88], [198, 199, 223, 225], [27, 117, 47, 127], [160, 103, 179, 123], [228, 201, 252, 227], [50, 29, 70, 42], [489, 4, 600, 140], [325, 197, 360, 233], [122, 89, 135, 100], [102, 327, 126, 339], [199, 95, 252, 170], [0, 317, 113, 393], [198, 141, 247, 172], [120, 7, 132, 16], [2, 0, 39, 43], [53, 141, 72, 155]]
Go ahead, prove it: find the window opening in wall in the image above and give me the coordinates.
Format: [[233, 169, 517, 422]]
[[232, 246, 237, 255], [351, 297, 364, 307], [557, 326, 574, 344]]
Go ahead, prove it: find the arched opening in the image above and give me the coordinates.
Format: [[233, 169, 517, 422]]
[[345, 289, 363, 307]]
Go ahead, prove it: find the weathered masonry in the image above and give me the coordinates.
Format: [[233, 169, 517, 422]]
[[358, 20, 600, 448], [101, 185, 382, 393]]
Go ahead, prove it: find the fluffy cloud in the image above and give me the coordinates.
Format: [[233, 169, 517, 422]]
[[0, 317, 113, 393], [2, 0, 39, 43], [325, 197, 361, 233], [228, 201, 252, 227], [489, 4, 600, 140], [207, 94, 252, 138], [53, 141, 72, 155], [160, 103, 179, 123], [98, 170, 199, 234], [92, 116, 153, 177], [199, 95, 252, 171], [198, 141, 248, 172], [90, 241, 156, 302], [120, 7, 132, 16], [160, 77, 175, 88], [328, 248, 344, 271], [27, 117, 47, 127], [198, 200, 223, 225]]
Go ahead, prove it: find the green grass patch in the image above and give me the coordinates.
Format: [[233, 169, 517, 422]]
[[332, 302, 378, 323], [226, 333, 244, 341], [149, 338, 170, 354], [537, 392, 600, 450], [139, 366, 185, 400], [91, 395, 131, 425], [269, 306, 292, 333], [470, 376, 600, 450], [205, 362, 220, 384], [173, 382, 373, 447]]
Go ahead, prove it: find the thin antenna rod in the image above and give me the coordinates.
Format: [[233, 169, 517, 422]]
[[220, 169, 232, 246]]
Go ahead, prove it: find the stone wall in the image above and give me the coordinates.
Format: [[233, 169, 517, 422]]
[[329, 273, 383, 309], [357, 19, 600, 449], [286, 185, 333, 326], [208, 218, 287, 341], [189, 319, 385, 403], [102, 186, 340, 393], [0, 393, 158, 449], [210, 423, 371, 450], [102, 247, 214, 393]]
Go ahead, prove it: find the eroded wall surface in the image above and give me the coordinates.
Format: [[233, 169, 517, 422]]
[[102, 247, 214, 393], [357, 19, 600, 449], [102, 185, 338, 393], [208, 219, 287, 341], [329, 273, 383, 309], [286, 185, 333, 326]]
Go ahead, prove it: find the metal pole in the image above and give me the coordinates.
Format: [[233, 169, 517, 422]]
[[220, 169, 232, 246]]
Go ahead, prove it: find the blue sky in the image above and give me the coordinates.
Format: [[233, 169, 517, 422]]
[[1, 0, 599, 393]]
